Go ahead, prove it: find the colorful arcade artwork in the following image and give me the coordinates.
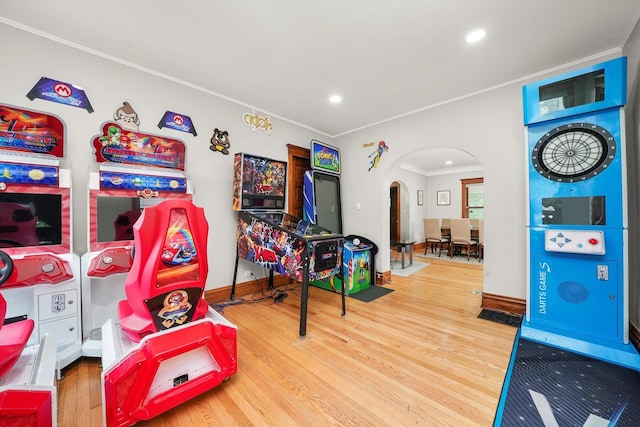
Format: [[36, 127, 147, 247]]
[[92, 122, 186, 170], [236, 211, 341, 283], [232, 152, 287, 211], [0, 104, 65, 157], [157, 209, 200, 285], [311, 139, 341, 174]]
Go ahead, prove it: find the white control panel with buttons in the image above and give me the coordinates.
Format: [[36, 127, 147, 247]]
[[544, 229, 606, 255]]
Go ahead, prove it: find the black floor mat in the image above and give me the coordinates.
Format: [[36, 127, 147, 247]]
[[496, 336, 640, 426], [477, 309, 522, 327], [348, 286, 394, 302]]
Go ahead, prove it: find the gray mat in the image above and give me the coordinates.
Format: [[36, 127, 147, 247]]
[[349, 286, 394, 302]]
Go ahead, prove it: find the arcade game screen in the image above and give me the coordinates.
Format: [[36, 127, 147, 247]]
[[232, 153, 287, 211], [542, 196, 606, 225], [0, 192, 62, 247], [94, 195, 166, 244]]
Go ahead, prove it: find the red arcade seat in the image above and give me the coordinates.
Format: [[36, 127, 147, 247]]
[[102, 200, 237, 427], [117, 200, 210, 342], [0, 297, 35, 379]]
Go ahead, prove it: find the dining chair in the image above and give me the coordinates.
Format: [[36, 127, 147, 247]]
[[441, 218, 451, 239], [424, 218, 449, 257], [449, 218, 479, 260]]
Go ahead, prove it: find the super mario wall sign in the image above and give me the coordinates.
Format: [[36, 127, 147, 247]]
[[158, 111, 197, 136], [26, 76, 93, 113], [0, 104, 65, 158], [91, 122, 186, 170]]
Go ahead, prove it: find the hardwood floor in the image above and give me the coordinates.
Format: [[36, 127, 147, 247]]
[[58, 259, 517, 426]]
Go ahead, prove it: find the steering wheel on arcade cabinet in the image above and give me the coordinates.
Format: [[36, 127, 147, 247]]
[[0, 250, 14, 286]]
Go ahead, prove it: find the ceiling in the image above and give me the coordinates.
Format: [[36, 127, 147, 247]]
[[1, 1, 639, 175]]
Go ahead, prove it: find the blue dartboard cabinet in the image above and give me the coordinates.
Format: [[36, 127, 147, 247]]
[[523, 57, 634, 355]]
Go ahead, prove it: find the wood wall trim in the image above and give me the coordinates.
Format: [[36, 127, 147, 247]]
[[481, 292, 526, 315]]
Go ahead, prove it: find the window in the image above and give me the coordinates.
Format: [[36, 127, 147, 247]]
[[461, 178, 483, 219]]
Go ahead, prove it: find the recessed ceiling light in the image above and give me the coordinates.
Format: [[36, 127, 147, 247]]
[[329, 95, 342, 104], [445, 160, 453, 165], [465, 29, 486, 44]]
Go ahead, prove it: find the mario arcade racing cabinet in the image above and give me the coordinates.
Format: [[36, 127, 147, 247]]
[[101, 199, 237, 427], [0, 104, 81, 377], [82, 121, 195, 357]]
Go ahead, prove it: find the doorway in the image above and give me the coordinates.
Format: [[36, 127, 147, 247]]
[[287, 144, 311, 218], [389, 182, 400, 242]]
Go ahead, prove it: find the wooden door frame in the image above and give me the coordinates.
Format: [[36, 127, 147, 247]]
[[287, 144, 310, 215], [460, 177, 483, 218], [390, 182, 400, 241]]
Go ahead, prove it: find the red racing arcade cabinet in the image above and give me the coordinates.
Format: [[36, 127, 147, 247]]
[[100, 199, 237, 427], [82, 122, 195, 357]]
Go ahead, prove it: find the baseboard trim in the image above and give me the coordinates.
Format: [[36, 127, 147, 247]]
[[481, 292, 526, 316]]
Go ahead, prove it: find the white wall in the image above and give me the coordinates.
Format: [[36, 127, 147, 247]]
[[0, 23, 327, 290]]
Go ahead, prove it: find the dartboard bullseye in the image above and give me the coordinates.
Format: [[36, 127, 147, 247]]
[[531, 122, 616, 182]]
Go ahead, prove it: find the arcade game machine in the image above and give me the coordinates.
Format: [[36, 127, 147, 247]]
[[523, 56, 640, 368], [304, 139, 375, 296], [1, 250, 57, 426], [230, 152, 344, 337], [0, 104, 82, 376], [81, 122, 194, 357], [100, 198, 237, 427]]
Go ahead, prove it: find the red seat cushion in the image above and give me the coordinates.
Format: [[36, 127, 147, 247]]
[[0, 319, 35, 378]]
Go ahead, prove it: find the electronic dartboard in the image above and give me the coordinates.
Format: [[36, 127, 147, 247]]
[[531, 122, 616, 183]]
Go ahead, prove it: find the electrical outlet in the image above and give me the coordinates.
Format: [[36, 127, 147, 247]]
[[244, 271, 252, 277]]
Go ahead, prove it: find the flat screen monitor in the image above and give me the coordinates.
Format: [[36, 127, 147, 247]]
[[0, 186, 70, 254], [89, 190, 191, 252], [314, 172, 342, 234]]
